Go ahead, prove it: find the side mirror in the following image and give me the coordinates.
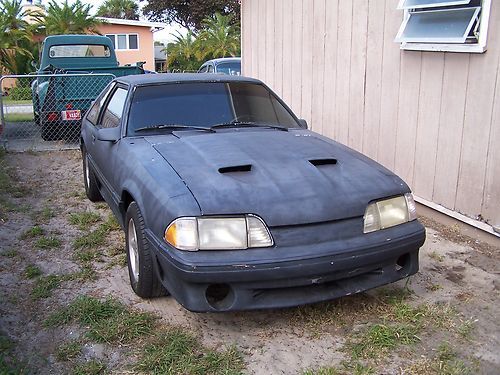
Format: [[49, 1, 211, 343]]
[[298, 119, 308, 129], [31, 61, 38, 69], [97, 127, 121, 142]]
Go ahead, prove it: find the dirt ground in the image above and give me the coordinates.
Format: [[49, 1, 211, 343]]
[[0, 150, 499, 375]]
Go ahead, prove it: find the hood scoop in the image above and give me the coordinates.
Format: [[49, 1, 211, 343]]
[[309, 158, 337, 167], [218, 164, 252, 174]]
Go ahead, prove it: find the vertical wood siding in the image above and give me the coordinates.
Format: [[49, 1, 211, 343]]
[[241, 0, 500, 229]]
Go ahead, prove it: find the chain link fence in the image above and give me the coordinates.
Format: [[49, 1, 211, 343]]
[[0, 73, 115, 151]]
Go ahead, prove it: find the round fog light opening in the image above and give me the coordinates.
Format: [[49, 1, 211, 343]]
[[205, 283, 234, 311]]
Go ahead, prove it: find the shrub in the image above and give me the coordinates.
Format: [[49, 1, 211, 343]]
[[8, 86, 32, 101]]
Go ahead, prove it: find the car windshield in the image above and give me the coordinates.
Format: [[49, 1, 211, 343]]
[[127, 82, 299, 135], [216, 62, 241, 75]]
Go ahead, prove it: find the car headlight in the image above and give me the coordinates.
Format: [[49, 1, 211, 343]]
[[164, 215, 274, 251], [363, 193, 417, 233]]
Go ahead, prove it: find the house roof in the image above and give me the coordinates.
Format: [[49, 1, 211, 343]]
[[97, 17, 165, 30]]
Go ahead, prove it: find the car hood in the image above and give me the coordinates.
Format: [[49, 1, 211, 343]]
[[150, 129, 408, 227]]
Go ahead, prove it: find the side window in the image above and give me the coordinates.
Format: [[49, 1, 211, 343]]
[[207, 64, 214, 73], [199, 65, 208, 73], [100, 87, 128, 128], [86, 83, 114, 125]]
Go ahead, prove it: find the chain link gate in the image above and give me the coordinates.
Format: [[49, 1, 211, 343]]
[[0, 73, 115, 151]]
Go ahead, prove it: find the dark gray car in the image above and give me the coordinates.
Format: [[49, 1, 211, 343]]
[[80, 73, 425, 312]]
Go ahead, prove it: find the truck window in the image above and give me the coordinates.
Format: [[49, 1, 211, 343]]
[[49, 45, 111, 58]]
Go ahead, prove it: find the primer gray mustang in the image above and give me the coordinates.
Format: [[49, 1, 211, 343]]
[[81, 74, 426, 312]]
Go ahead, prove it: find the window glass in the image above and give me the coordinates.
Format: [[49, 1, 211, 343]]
[[117, 34, 127, 49], [101, 87, 128, 128], [198, 65, 208, 73], [129, 34, 138, 49], [127, 82, 299, 135], [105, 35, 116, 49], [86, 83, 114, 125], [49, 45, 110, 58], [207, 64, 214, 73], [216, 62, 241, 75]]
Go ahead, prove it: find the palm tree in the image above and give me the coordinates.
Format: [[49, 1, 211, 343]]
[[97, 0, 139, 20], [197, 12, 240, 60], [0, 0, 33, 74], [166, 31, 202, 72], [35, 0, 100, 36]]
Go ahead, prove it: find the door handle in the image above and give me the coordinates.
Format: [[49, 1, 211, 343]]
[[92, 134, 96, 142]]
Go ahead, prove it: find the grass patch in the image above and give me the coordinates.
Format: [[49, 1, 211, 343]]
[[4, 113, 34, 123], [19, 226, 44, 240], [55, 340, 81, 361], [0, 331, 26, 375], [136, 327, 244, 375], [303, 366, 341, 375], [74, 248, 101, 263], [2, 99, 31, 105], [105, 253, 126, 269], [35, 235, 61, 250], [73, 230, 106, 250], [406, 342, 474, 375], [73, 215, 120, 251], [24, 264, 42, 279], [1, 249, 18, 258], [45, 296, 157, 344], [72, 360, 106, 375], [32, 206, 56, 224], [31, 274, 62, 299], [69, 211, 101, 231], [350, 323, 420, 359]]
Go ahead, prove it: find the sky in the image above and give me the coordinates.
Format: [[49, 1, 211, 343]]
[[25, 0, 185, 44]]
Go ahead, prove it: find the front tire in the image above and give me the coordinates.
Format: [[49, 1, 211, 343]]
[[82, 147, 103, 202], [125, 202, 167, 298]]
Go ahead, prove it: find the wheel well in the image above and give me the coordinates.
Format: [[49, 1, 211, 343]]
[[121, 190, 134, 220]]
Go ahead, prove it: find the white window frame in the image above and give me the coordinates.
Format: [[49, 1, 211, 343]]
[[105, 33, 140, 51], [397, 0, 492, 53]]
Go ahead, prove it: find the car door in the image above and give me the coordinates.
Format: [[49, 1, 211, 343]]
[[90, 84, 129, 210]]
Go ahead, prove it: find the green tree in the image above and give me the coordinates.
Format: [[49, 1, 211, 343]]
[[97, 0, 139, 20], [197, 12, 240, 60], [165, 31, 202, 72], [143, 0, 240, 32], [35, 0, 100, 36], [0, 0, 33, 74]]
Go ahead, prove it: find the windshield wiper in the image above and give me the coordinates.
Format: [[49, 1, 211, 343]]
[[135, 124, 215, 133], [210, 121, 288, 131]]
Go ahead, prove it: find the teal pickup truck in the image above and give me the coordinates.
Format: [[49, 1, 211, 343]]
[[32, 34, 145, 140]]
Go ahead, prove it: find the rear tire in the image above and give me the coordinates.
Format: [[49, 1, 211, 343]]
[[82, 147, 103, 202], [125, 202, 167, 298]]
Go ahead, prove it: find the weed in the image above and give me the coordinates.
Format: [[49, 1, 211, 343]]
[[405, 342, 473, 375], [341, 361, 375, 375], [303, 366, 341, 375], [73, 230, 106, 250], [24, 265, 42, 279], [74, 248, 101, 263], [69, 211, 101, 231], [35, 235, 61, 250], [55, 340, 81, 361], [72, 360, 106, 375], [427, 283, 442, 292], [100, 215, 120, 232], [105, 253, 127, 269], [94, 203, 108, 210], [1, 249, 18, 258], [19, 226, 44, 240], [33, 207, 56, 224], [31, 275, 62, 299], [349, 323, 420, 359], [136, 327, 244, 375], [45, 296, 156, 344], [457, 319, 476, 340], [429, 251, 444, 262]]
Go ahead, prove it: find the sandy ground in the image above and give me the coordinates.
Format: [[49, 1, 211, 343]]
[[0, 150, 499, 374]]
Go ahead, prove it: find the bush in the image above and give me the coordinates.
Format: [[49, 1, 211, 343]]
[[8, 86, 32, 101]]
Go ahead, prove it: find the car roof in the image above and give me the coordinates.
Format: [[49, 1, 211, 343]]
[[210, 57, 241, 65], [116, 73, 259, 87]]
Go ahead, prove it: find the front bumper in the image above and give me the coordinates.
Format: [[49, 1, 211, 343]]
[[147, 219, 426, 312]]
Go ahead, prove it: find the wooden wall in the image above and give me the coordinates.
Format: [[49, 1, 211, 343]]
[[241, 0, 500, 230]]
